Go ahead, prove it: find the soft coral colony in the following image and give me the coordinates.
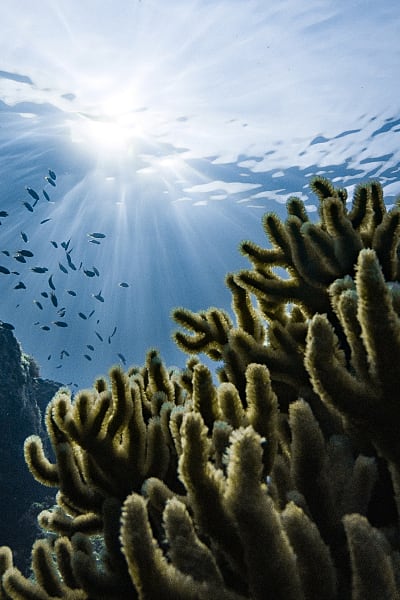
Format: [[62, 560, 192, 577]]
[[1, 176, 400, 599]]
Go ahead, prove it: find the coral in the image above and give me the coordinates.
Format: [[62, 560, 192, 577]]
[[1, 176, 400, 598]]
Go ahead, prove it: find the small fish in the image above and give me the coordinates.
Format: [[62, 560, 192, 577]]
[[34, 300, 43, 310], [61, 239, 71, 251], [48, 169, 56, 181], [88, 239, 100, 245], [60, 350, 70, 359], [1, 250, 10, 256], [0, 211, 8, 218], [119, 282, 129, 288], [59, 262, 68, 274], [23, 201, 34, 212], [88, 232, 106, 239], [93, 291, 104, 302], [42, 190, 50, 201], [41, 326, 50, 331], [1, 322, 15, 331], [40, 219, 51, 225], [21, 232, 28, 243], [41, 292, 49, 298], [84, 354, 92, 361], [110, 326, 117, 338], [95, 331, 103, 342], [26, 187, 39, 201], [67, 290, 77, 296], [50, 241, 58, 248], [88, 309, 95, 318], [31, 266, 48, 273], [14, 281, 26, 290], [117, 353, 127, 365], [45, 176, 56, 187], [18, 249, 33, 257], [86, 344, 95, 351], [47, 355, 51, 360], [14, 254, 26, 263], [0, 266, 10, 274], [92, 266, 100, 276], [66, 253, 76, 270], [58, 309, 66, 317], [53, 321, 68, 327], [50, 292, 58, 307], [83, 269, 95, 277], [78, 312, 87, 320], [11, 271, 20, 275], [48, 275, 56, 290]]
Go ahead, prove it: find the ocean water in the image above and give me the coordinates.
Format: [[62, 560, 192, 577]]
[[0, 0, 399, 390]]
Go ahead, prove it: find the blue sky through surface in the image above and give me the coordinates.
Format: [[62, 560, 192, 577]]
[[0, 0, 399, 388]]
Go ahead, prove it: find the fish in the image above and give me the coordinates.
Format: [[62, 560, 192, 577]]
[[50, 241, 58, 248], [47, 355, 51, 360], [60, 350, 70, 359], [26, 187, 39, 201], [67, 290, 77, 296], [53, 321, 68, 327], [66, 253, 76, 270], [57, 309, 66, 318], [84, 354, 92, 361], [1, 250, 10, 256], [45, 176, 56, 187], [31, 267, 48, 273], [110, 326, 117, 337], [0, 266, 10, 274], [86, 344, 94, 351], [92, 266, 100, 276], [117, 353, 127, 365], [11, 271, 20, 275], [23, 201, 34, 212], [61, 239, 71, 251], [41, 292, 49, 298], [88, 232, 106, 239], [18, 250, 33, 257], [34, 300, 43, 310], [40, 219, 51, 225], [1, 322, 15, 331], [42, 190, 50, 201], [95, 331, 103, 342], [59, 262, 68, 274], [88, 309, 95, 318], [0, 211, 8, 218], [48, 169, 56, 181], [21, 232, 28, 243], [119, 282, 130, 287], [88, 239, 100, 245], [14, 254, 27, 263], [93, 291, 104, 302], [78, 312, 87, 320], [83, 269, 95, 277], [41, 326, 50, 331], [50, 292, 58, 307], [14, 282, 26, 289]]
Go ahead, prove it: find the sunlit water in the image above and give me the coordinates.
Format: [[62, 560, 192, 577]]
[[0, 0, 399, 389]]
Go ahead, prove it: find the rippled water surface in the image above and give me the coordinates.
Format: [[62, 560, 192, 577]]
[[0, 0, 399, 388]]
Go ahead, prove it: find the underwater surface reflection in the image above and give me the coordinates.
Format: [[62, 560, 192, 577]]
[[0, 0, 399, 388]]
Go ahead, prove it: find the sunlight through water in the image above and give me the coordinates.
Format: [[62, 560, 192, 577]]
[[0, 0, 399, 388]]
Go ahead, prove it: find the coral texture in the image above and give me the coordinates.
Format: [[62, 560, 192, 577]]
[[1, 177, 400, 599]]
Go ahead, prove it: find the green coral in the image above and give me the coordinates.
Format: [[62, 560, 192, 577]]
[[2, 176, 400, 599]]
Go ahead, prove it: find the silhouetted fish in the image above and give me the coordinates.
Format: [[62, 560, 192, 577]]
[[95, 331, 103, 341], [60, 350, 70, 359], [48, 275, 56, 290], [92, 266, 100, 276], [59, 262, 68, 274], [18, 250, 33, 257], [20, 232, 28, 243], [31, 267, 48, 273], [48, 169, 56, 181], [88, 239, 100, 245], [34, 300, 43, 310], [1, 250, 10, 256], [42, 190, 50, 201], [40, 219, 51, 225], [23, 201, 34, 212], [0, 211, 8, 218], [57, 308, 66, 318], [93, 291, 104, 302], [119, 282, 129, 287], [0, 266, 10, 274], [88, 232, 106, 239], [53, 321, 68, 327], [86, 344, 94, 351], [14, 253, 26, 263], [50, 292, 58, 307], [84, 354, 92, 361], [110, 326, 117, 337], [117, 353, 127, 365], [61, 239, 71, 251], [83, 269, 95, 277], [78, 312, 87, 320], [41, 326, 50, 331], [45, 176, 56, 187], [67, 290, 77, 296], [14, 281, 26, 289], [88, 309, 95, 318], [66, 253, 76, 270], [26, 187, 39, 201], [41, 292, 49, 298], [50, 241, 58, 248]]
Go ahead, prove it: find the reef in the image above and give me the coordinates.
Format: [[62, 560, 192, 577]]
[[1, 176, 400, 599]]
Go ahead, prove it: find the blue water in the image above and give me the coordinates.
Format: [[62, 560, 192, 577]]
[[0, 0, 399, 389]]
